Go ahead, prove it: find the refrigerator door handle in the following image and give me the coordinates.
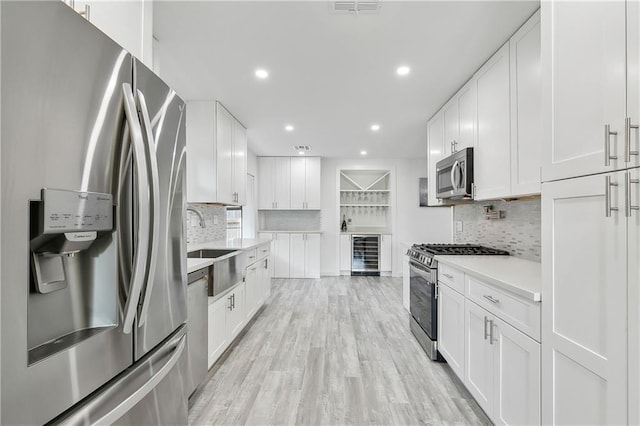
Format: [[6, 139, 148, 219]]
[[135, 89, 161, 326], [122, 83, 151, 334], [56, 328, 187, 425]]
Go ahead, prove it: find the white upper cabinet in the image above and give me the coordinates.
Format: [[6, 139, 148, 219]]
[[457, 79, 477, 151], [474, 42, 512, 201], [426, 11, 541, 204], [290, 157, 321, 209], [232, 119, 247, 205], [216, 103, 246, 206], [427, 111, 445, 206], [443, 98, 459, 157], [68, 0, 153, 67], [258, 157, 291, 210], [542, 1, 627, 181], [443, 78, 476, 157], [186, 101, 216, 203], [510, 10, 541, 196], [216, 104, 234, 205], [186, 101, 247, 205]]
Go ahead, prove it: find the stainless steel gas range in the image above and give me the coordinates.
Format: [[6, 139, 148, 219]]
[[407, 243, 509, 360]]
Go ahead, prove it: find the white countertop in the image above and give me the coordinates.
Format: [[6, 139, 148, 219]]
[[434, 255, 542, 302], [187, 258, 214, 274], [187, 238, 272, 253]]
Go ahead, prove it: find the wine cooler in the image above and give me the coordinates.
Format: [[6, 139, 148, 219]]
[[351, 234, 380, 276]]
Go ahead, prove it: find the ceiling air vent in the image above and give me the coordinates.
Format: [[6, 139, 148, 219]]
[[293, 145, 311, 152], [333, 0, 380, 14]]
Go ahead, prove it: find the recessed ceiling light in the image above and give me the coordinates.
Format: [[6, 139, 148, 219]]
[[361, 150, 367, 156], [285, 124, 294, 132], [396, 65, 410, 76], [255, 69, 269, 79], [298, 151, 305, 155], [371, 124, 380, 131]]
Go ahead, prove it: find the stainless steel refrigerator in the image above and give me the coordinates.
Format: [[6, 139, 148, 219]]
[[1, 2, 189, 424]]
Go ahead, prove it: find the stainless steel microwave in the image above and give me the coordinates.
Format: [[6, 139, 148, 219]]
[[435, 147, 474, 200]]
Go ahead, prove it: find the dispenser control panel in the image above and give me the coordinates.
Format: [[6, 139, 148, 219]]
[[42, 189, 113, 233]]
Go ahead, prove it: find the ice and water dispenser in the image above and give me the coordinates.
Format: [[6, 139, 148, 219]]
[[28, 189, 118, 364]]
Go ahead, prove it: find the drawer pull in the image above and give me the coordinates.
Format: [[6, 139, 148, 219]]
[[249, 256, 255, 260], [483, 295, 500, 304], [488, 319, 495, 345], [442, 273, 454, 279]]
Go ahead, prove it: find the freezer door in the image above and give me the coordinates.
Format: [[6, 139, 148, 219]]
[[1, 3, 134, 425], [133, 59, 188, 360], [54, 325, 188, 425]]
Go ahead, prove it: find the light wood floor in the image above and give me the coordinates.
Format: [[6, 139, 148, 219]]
[[188, 276, 491, 425]]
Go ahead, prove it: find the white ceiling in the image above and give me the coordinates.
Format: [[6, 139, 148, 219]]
[[154, 1, 539, 159]]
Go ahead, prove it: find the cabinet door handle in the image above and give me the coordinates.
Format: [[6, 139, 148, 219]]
[[605, 124, 618, 166], [442, 273, 454, 279], [231, 293, 235, 310], [605, 175, 619, 217], [483, 294, 500, 304], [228, 295, 233, 311], [483, 316, 489, 340], [626, 172, 640, 217], [626, 117, 639, 162], [488, 319, 495, 345]]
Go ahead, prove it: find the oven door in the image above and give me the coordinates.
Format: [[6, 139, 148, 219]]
[[409, 261, 437, 341]]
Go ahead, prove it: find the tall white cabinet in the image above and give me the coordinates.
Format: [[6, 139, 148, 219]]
[[541, 2, 640, 424], [290, 157, 321, 209]]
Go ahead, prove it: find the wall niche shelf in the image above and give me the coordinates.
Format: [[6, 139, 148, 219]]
[[339, 169, 391, 229]]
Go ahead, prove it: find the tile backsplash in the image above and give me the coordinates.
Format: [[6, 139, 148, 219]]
[[454, 198, 541, 262], [186, 204, 227, 244], [258, 210, 322, 231]]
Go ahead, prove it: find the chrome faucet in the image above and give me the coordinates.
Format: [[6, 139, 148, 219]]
[[186, 207, 206, 228]]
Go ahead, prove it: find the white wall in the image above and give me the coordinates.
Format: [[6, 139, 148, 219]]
[[320, 157, 452, 276]]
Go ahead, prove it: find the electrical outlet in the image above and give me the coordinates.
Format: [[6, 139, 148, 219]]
[[347, 218, 352, 223], [456, 220, 463, 232]]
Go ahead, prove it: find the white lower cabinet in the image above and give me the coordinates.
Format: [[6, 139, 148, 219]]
[[259, 233, 319, 278], [438, 262, 541, 424], [272, 233, 291, 278], [402, 255, 410, 311], [465, 299, 541, 425], [225, 283, 245, 341], [437, 283, 465, 381], [207, 296, 228, 369], [465, 300, 495, 413], [380, 234, 392, 272], [208, 283, 245, 369], [493, 314, 541, 425], [244, 263, 260, 320], [340, 234, 351, 274]]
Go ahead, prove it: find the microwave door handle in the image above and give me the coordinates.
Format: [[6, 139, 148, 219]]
[[122, 83, 151, 335], [450, 160, 460, 191], [135, 89, 161, 327]]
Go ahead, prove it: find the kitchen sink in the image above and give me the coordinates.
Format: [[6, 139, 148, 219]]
[[187, 249, 237, 259], [187, 249, 245, 297]]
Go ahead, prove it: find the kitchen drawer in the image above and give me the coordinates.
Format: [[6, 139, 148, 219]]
[[466, 275, 540, 341], [256, 244, 270, 260], [245, 248, 258, 265], [439, 263, 465, 294]]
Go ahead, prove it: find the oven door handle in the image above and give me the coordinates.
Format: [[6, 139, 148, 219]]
[[409, 261, 433, 278]]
